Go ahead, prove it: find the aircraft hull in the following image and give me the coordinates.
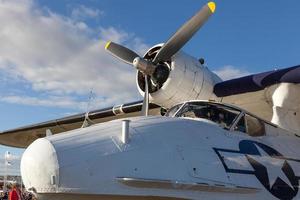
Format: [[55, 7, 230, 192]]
[[21, 116, 300, 200]]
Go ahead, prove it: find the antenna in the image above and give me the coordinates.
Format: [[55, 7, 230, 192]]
[[81, 89, 95, 128]]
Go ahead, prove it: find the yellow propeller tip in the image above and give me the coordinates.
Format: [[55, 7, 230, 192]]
[[207, 2, 216, 13], [105, 41, 111, 50]]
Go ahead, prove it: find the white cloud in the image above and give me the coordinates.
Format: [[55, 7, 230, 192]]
[[213, 65, 251, 81], [0, 0, 150, 110], [0, 95, 86, 109], [99, 27, 129, 44], [71, 5, 103, 20]]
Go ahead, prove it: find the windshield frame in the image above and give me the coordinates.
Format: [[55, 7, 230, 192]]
[[165, 103, 186, 117], [175, 101, 242, 129], [167, 100, 277, 128]]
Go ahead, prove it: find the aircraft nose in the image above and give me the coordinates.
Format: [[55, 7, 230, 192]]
[[21, 138, 59, 192]]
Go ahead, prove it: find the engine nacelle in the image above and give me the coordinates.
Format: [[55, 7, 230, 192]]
[[136, 44, 222, 109]]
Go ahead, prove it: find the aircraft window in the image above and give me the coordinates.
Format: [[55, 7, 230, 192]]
[[245, 114, 265, 136], [175, 102, 241, 129], [165, 103, 183, 117], [233, 116, 246, 133], [233, 114, 265, 136]]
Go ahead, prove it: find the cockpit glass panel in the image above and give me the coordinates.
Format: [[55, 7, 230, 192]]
[[233, 116, 246, 133], [165, 103, 183, 117], [245, 114, 266, 136], [233, 114, 266, 136], [169, 101, 267, 136], [174, 102, 241, 129]]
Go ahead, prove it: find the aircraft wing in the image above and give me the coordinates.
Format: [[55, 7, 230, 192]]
[[213, 65, 300, 132], [0, 101, 161, 148], [3, 65, 300, 148]]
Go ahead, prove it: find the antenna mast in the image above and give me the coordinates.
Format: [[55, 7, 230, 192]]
[[81, 89, 95, 128]]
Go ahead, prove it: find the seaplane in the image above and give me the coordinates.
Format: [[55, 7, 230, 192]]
[[1, 2, 300, 200]]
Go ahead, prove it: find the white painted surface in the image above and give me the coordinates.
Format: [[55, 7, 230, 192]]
[[270, 83, 300, 134], [137, 50, 222, 109], [21, 108, 300, 199], [21, 138, 59, 192]]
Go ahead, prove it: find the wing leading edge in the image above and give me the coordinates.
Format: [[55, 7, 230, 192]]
[[214, 65, 300, 97], [0, 101, 161, 148], [213, 65, 300, 134]]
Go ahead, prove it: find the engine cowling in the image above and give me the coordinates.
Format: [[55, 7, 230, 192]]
[[137, 44, 222, 109]]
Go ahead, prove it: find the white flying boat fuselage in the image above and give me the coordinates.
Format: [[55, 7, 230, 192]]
[[21, 101, 300, 200]]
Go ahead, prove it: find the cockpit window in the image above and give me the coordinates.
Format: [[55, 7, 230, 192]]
[[175, 102, 241, 129], [168, 101, 267, 137], [165, 103, 183, 117], [233, 113, 265, 136]]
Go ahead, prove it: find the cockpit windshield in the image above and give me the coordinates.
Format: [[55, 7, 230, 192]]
[[170, 101, 241, 129], [165, 103, 183, 117], [166, 101, 268, 137]]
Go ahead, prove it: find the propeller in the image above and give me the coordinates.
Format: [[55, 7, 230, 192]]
[[105, 2, 216, 116], [152, 2, 215, 64], [105, 41, 139, 65], [141, 75, 149, 116]]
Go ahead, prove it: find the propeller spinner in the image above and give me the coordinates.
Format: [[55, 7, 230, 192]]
[[105, 2, 216, 116]]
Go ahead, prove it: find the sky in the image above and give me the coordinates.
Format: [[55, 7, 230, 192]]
[[0, 0, 300, 157]]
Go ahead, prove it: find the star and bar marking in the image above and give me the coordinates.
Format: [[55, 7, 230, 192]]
[[213, 140, 300, 200]]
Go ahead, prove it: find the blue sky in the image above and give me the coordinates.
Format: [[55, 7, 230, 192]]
[[0, 0, 300, 156]]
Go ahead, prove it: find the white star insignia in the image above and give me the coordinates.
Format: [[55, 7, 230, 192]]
[[247, 144, 293, 189]]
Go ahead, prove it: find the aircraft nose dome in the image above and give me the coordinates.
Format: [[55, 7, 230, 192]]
[[21, 138, 59, 193]]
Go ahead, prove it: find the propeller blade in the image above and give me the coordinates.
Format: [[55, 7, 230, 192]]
[[105, 41, 140, 65], [141, 75, 149, 116], [153, 2, 216, 64]]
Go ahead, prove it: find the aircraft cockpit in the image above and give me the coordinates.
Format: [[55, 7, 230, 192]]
[[166, 101, 268, 137]]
